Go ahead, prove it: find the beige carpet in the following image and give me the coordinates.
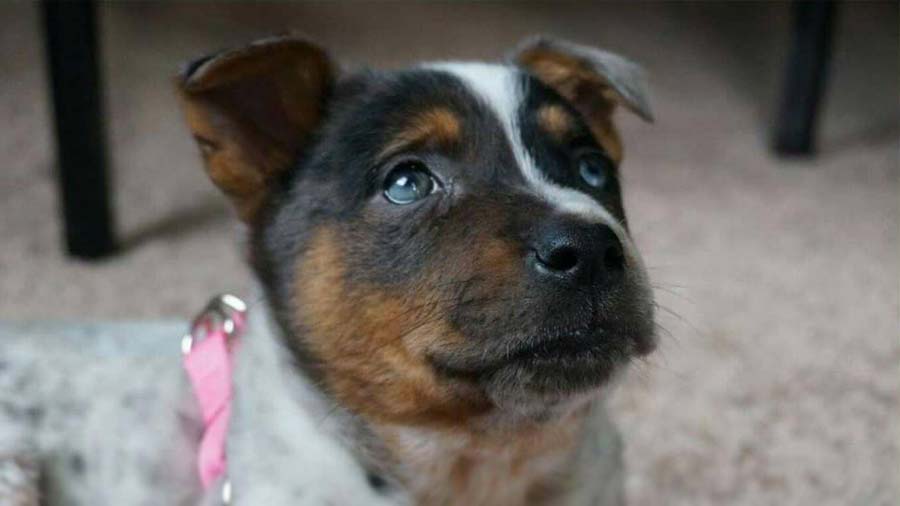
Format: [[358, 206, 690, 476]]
[[1, 2, 897, 504]]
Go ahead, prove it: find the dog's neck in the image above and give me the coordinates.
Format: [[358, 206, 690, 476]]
[[370, 416, 587, 505], [224, 297, 614, 505]]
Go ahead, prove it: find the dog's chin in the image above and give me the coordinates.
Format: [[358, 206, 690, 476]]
[[478, 353, 623, 416], [431, 327, 655, 414]]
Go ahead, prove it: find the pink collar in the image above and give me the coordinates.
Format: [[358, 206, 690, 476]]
[[182, 294, 247, 502]]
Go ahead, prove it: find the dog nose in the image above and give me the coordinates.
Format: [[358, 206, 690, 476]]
[[530, 218, 625, 284]]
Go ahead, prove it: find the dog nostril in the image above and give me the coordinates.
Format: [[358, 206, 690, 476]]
[[538, 245, 580, 272], [603, 244, 625, 272]]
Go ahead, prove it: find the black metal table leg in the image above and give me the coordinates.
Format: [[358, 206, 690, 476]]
[[42, 0, 116, 258], [773, 0, 837, 157]]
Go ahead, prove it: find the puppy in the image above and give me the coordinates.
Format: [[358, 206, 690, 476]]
[[0, 35, 655, 505]]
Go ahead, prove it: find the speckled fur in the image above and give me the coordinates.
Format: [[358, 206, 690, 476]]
[[0, 324, 201, 505]]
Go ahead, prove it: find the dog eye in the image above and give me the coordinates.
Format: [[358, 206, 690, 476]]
[[383, 160, 436, 205], [577, 152, 613, 189]]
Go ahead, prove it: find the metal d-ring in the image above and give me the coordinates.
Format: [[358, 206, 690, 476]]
[[181, 294, 248, 355]]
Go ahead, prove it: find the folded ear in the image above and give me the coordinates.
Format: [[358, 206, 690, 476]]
[[176, 35, 336, 222], [513, 36, 653, 123], [512, 37, 653, 161]]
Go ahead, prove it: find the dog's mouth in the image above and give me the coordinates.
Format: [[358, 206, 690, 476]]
[[502, 329, 614, 364], [425, 284, 657, 404], [429, 325, 648, 388]]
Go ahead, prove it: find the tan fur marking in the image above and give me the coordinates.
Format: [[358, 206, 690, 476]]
[[536, 104, 573, 143], [380, 107, 462, 159], [294, 226, 490, 427]]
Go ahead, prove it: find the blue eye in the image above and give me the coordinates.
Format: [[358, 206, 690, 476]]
[[577, 152, 613, 189], [383, 160, 436, 205]]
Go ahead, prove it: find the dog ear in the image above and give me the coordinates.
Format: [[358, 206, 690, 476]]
[[512, 36, 653, 123], [512, 37, 653, 159], [176, 35, 336, 222]]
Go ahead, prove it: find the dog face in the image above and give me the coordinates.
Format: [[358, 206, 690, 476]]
[[178, 36, 655, 427]]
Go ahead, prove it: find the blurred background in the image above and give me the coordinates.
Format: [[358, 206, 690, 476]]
[[1, 1, 897, 504]]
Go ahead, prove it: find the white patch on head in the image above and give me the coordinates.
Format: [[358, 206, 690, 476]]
[[425, 62, 630, 245]]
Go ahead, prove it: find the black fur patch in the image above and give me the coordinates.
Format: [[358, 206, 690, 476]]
[[518, 74, 627, 223]]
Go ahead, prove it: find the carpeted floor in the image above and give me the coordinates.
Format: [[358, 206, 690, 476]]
[[1, 2, 897, 504]]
